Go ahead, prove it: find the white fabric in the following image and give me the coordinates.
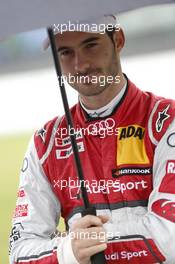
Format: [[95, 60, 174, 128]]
[[79, 82, 127, 118], [9, 137, 78, 264], [57, 235, 79, 264]]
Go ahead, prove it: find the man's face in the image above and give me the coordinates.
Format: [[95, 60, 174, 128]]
[[55, 31, 121, 96]]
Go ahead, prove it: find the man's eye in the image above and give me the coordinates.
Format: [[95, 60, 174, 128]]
[[60, 50, 72, 56], [86, 43, 97, 49]]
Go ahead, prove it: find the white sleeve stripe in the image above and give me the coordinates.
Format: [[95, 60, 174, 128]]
[[148, 100, 161, 146], [40, 117, 61, 165]]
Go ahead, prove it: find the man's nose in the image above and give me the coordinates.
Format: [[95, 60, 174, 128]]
[[74, 52, 90, 73]]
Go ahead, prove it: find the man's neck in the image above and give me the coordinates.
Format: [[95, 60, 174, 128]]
[[79, 73, 126, 110]]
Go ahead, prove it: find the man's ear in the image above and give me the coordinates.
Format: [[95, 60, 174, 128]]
[[112, 28, 125, 52]]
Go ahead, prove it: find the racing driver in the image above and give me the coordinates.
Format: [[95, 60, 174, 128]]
[[9, 15, 175, 264]]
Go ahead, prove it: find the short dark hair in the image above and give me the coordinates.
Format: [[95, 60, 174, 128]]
[[105, 27, 116, 45]]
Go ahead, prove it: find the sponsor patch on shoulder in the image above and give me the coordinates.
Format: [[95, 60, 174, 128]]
[[156, 104, 170, 133], [13, 204, 28, 218], [21, 157, 28, 172], [151, 101, 175, 143], [152, 199, 175, 223], [167, 133, 175, 147], [17, 188, 25, 198], [37, 127, 47, 143], [159, 160, 175, 194], [9, 223, 24, 254]]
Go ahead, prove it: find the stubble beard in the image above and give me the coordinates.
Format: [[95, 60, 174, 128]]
[[68, 50, 119, 97]]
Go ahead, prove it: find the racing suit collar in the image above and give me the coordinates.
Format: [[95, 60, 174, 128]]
[[79, 82, 127, 118], [79, 73, 130, 122]]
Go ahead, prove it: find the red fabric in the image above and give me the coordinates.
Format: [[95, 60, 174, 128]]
[[159, 160, 175, 194], [152, 199, 175, 223], [35, 80, 158, 220], [152, 100, 175, 142], [105, 239, 165, 263]]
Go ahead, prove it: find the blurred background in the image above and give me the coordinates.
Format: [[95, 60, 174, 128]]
[[0, 4, 175, 263]]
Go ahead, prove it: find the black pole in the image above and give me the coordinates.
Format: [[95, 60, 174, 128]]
[[47, 27, 106, 264], [47, 27, 90, 208]]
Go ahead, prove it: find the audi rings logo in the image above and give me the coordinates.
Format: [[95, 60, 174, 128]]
[[87, 118, 115, 134]]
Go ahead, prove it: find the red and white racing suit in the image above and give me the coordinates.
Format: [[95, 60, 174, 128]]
[[9, 76, 175, 263]]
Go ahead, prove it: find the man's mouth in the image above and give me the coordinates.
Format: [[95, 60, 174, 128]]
[[78, 71, 101, 84]]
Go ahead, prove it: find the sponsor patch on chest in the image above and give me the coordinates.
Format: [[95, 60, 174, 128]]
[[116, 125, 149, 166], [56, 141, 85, 159]]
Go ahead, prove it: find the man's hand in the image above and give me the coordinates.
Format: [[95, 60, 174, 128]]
[[70, 215, 109, 264]]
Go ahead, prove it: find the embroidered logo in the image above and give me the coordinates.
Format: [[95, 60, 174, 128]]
[[156, 105, 170, 132]]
